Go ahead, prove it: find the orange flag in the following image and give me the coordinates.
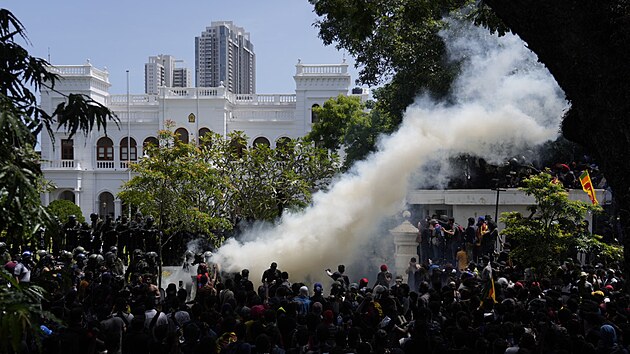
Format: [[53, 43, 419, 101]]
[[579, 170, 598, 205]]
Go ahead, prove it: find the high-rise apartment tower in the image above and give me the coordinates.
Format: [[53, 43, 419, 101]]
[[145, 54, 191, 94], [195, 21, 255, 94]]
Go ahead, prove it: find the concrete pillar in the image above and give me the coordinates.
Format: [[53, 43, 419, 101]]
[[389, 211, 419, 277], [74, 191, 80, 207], [43, 191, 50, 207], [114, 199, 122, 219]]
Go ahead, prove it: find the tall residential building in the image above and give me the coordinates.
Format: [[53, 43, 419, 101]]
[[144, 54, 190, 94], [172, 67, 192, 88], [195, 21, 256, 94]]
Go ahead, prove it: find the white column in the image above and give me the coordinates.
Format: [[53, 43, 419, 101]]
[[390, 211, 420, 277], [114, 199, 122, 219], [73, 191, 80, 207]]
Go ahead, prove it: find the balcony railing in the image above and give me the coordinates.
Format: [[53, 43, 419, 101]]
[[109, 94, 159, 106], [40, 159, 80, 170], [295, 63, 349, 75], [40, 159, 137, 171], [47, 65, 109, 83], [234, 94, 296, 105], [96, 161, 115, 169], [119, 161, 137, 169]]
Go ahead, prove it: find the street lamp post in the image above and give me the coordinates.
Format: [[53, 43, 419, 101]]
[[492, 186, 507, 222]]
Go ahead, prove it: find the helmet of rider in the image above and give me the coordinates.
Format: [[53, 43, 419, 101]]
[[73, 246, 86, 257], [42, 254, 55, 265], [60, 250, 73, 262], [22, 251, 32, 259], [95, 254, 104, 265]]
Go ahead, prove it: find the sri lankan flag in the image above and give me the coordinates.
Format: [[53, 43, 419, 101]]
[[479, 262, 497, 308], [579, 170, 599, 205]]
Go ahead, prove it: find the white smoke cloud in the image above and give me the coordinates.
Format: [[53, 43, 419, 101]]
[[212, 21, 568, 283]]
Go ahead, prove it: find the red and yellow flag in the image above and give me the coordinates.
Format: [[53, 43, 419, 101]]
[[479, 262, 497, 308], [579, 170, 599, 205]]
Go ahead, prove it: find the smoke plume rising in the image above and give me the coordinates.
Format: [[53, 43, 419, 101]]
[[212, 22, 568, 283]]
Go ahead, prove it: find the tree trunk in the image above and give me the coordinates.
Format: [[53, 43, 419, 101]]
[[483, 0, 630, 288]]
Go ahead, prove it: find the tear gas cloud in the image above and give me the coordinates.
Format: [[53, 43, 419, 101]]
[[212, 22, 568, 282]]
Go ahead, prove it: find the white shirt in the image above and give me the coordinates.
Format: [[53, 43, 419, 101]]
[[14, 262, 31, 283], [144, 309, 168, 329]]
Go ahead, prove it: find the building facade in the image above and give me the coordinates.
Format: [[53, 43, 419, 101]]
[[40, 61, 355, 219], [42, 63, 599, 228], [145, 54, 190, 94], [195, 21, 255, 94]]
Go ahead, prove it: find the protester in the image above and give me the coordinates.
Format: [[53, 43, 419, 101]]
[[1, 204, 628, 354]]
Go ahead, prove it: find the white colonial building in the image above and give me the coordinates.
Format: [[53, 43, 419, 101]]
[[39, 61, 605, 232], [39, 60, 365, 219]]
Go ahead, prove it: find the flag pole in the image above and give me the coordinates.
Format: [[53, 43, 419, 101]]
[[126, 70, 131, 219]]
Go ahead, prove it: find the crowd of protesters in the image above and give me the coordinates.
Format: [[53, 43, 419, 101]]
[[0, 156, 624, 354], [2, 211, 629, 354], [450, 155, 607, 191]]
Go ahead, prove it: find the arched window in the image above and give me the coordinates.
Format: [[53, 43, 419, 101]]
[[230, 136, 246, 158], [143, 137, 158, 156], [96, 137, 114, 161], [58, 190, 75, 203], [199, 128, 212, 146], [120, 137, 137, 161], [175, 128, 189, 144], [275, 137, 292, 160], [253, 136, 270, 148], [98, 192, 115, 218], [275, 137, 291, 149], [311, 103, 320, 124]]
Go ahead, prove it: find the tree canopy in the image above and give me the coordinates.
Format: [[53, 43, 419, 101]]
[[501, 172, 621, 276], [119, 128, 339, 246]]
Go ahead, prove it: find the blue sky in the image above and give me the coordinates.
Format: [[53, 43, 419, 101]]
[[7, 0, 359, 94]]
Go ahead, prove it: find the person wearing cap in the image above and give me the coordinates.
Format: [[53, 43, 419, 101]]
[[375, 264, 392, 289]]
